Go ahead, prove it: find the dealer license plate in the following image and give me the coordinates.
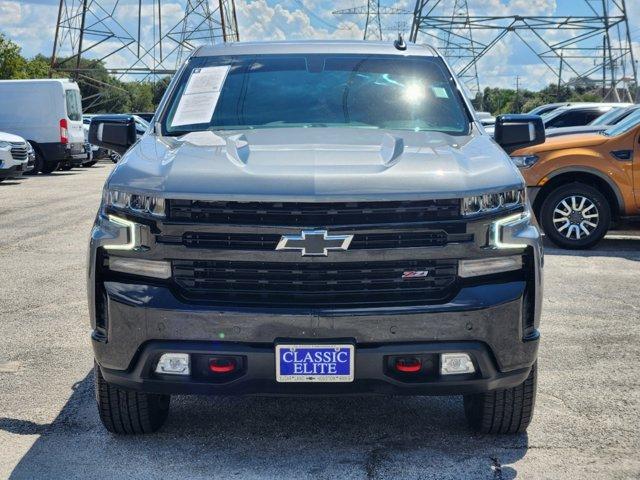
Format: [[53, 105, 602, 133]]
[[275, 344, 354, 383]]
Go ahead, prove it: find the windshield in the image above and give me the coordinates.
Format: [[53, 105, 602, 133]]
[[603, 109, 640, 137], [65, 89, 82, 121], [163, 54, 470, 135], [590, 107, 624, 126]]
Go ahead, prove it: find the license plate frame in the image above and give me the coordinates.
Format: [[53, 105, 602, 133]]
[[275, 344, 355, 383]]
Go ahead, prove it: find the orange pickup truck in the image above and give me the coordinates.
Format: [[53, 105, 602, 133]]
[[510, 110, 640, 249]]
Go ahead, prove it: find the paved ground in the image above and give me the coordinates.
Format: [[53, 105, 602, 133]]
[[0, 163, 639, 479]]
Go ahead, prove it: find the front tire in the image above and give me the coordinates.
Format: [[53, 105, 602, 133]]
[[539, 183, 610, 249], [26, 150, 45, 175], [94, 362, 170, 434], [40, 161, 60, 174], [463, 362, 537, 434]]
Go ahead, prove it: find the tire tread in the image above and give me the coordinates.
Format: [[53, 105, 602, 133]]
[[94, 363, 169, 434], [464, 363, 537, 434]]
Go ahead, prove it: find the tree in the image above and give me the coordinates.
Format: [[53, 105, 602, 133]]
[[0, 33, 27, 79]]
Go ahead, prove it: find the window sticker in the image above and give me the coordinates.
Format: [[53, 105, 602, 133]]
[[432, 86, 449, 99], [171, 66, 230, 127]]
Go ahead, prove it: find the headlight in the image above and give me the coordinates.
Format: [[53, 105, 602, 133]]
[[0, 141, 11, 149], [462, 188, 525, 216], [103, 189, 166, 217], [510, 155, 538, 168], [26, 142, 34, 154]]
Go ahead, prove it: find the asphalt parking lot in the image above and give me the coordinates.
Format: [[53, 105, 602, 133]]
[[0, 163, 639, 479]]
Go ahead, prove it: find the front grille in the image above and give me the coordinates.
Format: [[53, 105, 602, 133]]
[[10, 142, 28, 162], [167, 199, 461, 226], [163, 229, 473, 250], [172, 259, 458, 308]]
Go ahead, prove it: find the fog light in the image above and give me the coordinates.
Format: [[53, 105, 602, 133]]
[[440, 353, 475, 375], [108, 257, 171, 279], [155, 353, 190, 375]]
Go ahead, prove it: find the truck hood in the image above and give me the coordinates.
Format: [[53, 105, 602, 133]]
[[108, 128, 523, 201], [0, 131, 26, 143], [512, 132, 609, 156]]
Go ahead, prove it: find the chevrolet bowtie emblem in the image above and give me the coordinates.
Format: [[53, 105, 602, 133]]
[[276, 230, 354, 257]]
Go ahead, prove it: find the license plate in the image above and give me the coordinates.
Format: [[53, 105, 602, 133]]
[[275, 344, 354, 383]]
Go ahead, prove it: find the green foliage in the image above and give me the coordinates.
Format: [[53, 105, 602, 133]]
[[481, 82, 614, 116], [0, 33, 27, 78], [0, 32, 168, 113]]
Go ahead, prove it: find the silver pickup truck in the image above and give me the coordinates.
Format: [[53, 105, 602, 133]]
[[88, 40, 545, 435]]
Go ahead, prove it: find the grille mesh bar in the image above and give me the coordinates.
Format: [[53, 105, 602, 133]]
[[167, 199, 461, 226], [10, 143, 28, 162], [172, 259, 458, 308], [162, 230, 466, 250]]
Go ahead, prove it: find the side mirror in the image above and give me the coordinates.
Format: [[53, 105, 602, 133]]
[[494, 114, 545, 154], [88, 115, 137, 155]]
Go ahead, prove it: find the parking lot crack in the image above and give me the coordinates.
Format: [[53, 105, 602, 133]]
[[491, 457, 503, 480]]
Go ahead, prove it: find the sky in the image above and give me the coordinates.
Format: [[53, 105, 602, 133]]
[[1, 0, 639, 91]]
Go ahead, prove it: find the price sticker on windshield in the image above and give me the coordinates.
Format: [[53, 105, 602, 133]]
[[171, 66, 230, 127]]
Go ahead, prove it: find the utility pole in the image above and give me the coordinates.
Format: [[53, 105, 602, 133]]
[[557, 50, 564, 100], [602, 35, 607, 98], [515, 76, 520, 114]]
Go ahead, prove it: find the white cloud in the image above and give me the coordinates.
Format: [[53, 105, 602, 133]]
[[0, 1, 57, 57], [1, 0, 639, 92]]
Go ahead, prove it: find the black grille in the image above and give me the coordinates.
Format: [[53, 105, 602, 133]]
[[162, 230, 473, 250], [167, 199, 461, 226], [172, 259, 458, 308], [10, 142, 28, 162]]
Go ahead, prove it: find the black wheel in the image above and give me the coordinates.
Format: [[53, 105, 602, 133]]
[[110, 151, 121, 163], [539, 182, 610, 249], [464, 362, 537, 434], [59, 163, 72, 171], [83, 160, 98, 167], [40, 161, 60, 174], [94, 362, 170, 434], [26, 150, 45, 175]]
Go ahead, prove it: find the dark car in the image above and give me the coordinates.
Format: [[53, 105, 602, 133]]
[[540, 103, 631, 129]]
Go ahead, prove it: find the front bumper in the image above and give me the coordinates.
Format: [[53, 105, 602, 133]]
[[0, 160, 23, 179], [93, 279, 538, 395], [98, 339, 534, 396]]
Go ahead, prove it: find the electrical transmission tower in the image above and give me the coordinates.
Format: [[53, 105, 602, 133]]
[[333, 2, 410, 40], [409, 0, 637, 102], [441, 0, 480, 100], [51, 0, 239, 109]]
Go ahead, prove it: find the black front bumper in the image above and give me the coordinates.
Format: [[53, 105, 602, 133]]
[[0, 164, 22, 179], [93, 279, 539, 396], [98, 340, 534, 396]]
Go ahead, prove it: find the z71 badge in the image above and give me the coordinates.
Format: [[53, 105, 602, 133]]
[[402, 270, 430, 279]]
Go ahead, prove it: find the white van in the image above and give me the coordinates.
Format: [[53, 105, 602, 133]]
[[0, 79, 87, 173]]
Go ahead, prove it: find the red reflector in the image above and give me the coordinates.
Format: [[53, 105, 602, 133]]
[[59, 118, 69, 145], [395, 357, 421, 373], [209, 358, 236, 374]]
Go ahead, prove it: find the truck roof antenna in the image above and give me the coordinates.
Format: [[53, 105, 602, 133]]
[[394, 33, 407, 51]]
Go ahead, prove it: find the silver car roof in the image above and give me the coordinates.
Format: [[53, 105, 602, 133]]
[[194, 40, 438, 57]]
